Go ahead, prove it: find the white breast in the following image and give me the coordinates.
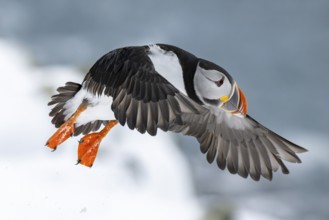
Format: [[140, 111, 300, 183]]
[[63, 87, 114, 127], [147, 44, 186, 95]]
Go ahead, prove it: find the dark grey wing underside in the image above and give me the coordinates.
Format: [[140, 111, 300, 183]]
[[111, 87, 203, 135], [170, 110, 307, 181]]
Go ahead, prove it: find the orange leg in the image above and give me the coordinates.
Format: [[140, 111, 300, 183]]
[[46, 103, 87, 150], [77, 120, 118, 167]]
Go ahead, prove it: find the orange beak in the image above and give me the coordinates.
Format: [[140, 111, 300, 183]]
[[219, 84, 248, 117], [236, 87, 248, 117]]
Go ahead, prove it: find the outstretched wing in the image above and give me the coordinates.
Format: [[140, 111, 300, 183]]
[[171, 109, 307, 181], [82, 46, 204, 135]]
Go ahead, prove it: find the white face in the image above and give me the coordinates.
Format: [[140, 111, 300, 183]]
[[194, 64, 232, 105]]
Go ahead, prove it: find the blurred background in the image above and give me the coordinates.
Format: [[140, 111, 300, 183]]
[[0, 0, 328, 219]]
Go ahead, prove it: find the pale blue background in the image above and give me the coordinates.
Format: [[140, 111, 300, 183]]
[[0, 0, 328, 219]]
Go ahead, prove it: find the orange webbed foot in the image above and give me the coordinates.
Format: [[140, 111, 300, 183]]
[[46, 120, 75, 150], [76, 120, 118, 167], [46, 103, 87, 150], [77, 133, 102, 167]]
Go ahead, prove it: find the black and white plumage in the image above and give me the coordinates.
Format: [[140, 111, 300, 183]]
[[48, 44, 307, 181]]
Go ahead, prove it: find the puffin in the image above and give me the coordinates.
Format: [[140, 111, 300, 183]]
[[46, 44, 307, 181]]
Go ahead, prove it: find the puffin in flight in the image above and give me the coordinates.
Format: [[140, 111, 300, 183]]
[[46, 44, 307, 181]]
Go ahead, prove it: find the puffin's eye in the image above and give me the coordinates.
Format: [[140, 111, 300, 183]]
[[215, 76, 224, 87]]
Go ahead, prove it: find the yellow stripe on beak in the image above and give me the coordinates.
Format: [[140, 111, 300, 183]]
[[219, 95, 229, 103]]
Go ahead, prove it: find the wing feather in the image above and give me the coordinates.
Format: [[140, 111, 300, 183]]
[[175, 106, 306, 181], [216, 138, 226, 170], [239, 142, 250, 178], [227, 143, 238, 174], [206, 136, 217, 163]]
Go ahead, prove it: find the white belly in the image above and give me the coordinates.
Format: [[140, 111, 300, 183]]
[[63, 87, 114, 126]]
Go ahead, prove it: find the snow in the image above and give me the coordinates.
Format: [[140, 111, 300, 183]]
[[0, 39, 202, 220]]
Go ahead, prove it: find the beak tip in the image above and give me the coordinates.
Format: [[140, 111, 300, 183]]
[[237, 87, 248, 116]]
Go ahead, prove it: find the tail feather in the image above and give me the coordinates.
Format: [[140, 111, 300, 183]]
[[48, 82, 82, 128]]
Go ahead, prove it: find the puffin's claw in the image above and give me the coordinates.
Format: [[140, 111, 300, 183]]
[[46, 103, 87, 150], [77, 120, 118, 167], [46, 120, 75, 150]]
